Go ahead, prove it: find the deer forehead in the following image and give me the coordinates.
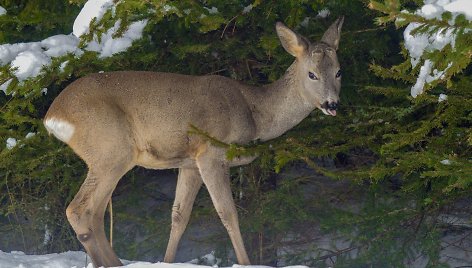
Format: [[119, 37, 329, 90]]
[[310, 42, 334, 54], [303, 47, 339, 73], [309, 46, 337, 60]]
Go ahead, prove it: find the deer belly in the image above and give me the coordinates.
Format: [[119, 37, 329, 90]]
[[134, 135, 197, 169], [136, 150, 195, 169]]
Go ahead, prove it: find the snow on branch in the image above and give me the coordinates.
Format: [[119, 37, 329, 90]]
[[370, 0, 472, 98], [402, 0, 472, 97], [0, 0, 147, 89], [0, 6, 6, 16]]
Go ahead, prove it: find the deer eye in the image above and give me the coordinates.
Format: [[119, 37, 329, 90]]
[[336, 70, 342, 78], [308, 72, 318, 80]]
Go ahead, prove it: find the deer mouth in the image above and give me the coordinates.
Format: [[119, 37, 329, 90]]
[[320, 107, 337, 116], [319, 101, 338, 116]]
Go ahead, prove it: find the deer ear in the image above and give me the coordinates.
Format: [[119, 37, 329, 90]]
[[276, 22, 309, 58], [321, 16, 344, 50]]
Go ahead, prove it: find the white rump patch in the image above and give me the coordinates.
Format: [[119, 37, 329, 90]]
[[44, 117, 75, 143]]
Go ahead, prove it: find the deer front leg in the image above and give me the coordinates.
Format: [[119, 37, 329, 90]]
[[164, 168, 203, 263], [196, 146, 251, 265], [66, 165, 130, 267]]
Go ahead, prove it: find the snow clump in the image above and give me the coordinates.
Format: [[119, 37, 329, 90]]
[[0, 78, 12, 94], [438, 93, 448, 102], [242, 4, 253, 14], [300, 17, 310, 27], [204, 6, 219, 14], [4, 132, 36, 150], [11, 50, 51, 81], [6, 137, 17, 149], [0, 6, 6, 16], [87, 19, 148, 58], [0, 36, 82, 82], [317, 8, 330, 18], [25, 132, 36, 139], [440, 159, 451, 165], [402, 0, 472, 97], [0, 0, 147, 84], [73, 0, 114, 37]]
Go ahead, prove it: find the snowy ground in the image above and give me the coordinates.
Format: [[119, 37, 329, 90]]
[[0, 250, 308, 268]]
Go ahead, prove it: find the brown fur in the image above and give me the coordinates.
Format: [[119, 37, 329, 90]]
[[44, 18, 344, 267]]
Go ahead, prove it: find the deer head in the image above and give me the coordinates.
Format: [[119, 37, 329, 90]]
[[276, 17, 344, 116]]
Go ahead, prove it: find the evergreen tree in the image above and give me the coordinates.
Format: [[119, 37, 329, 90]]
[[0, 0, 470, 266]]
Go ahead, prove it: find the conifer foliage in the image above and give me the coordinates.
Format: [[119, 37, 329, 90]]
[[0, 0, 470, 266]]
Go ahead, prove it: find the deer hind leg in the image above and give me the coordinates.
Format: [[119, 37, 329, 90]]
[[67, 164, 130, 267], [196, 146, 251, 265], [164, 168, 203, 263], [65, 114, 135, 267]]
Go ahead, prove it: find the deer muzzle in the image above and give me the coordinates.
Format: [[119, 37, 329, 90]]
[[321, 101, 338, 116]]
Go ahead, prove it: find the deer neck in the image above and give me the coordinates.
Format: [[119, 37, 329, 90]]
[[249, 61, 314, 141]]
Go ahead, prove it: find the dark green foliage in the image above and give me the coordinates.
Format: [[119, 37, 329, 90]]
[[0, 0, 80, 43], [0, 0, 470, 267]]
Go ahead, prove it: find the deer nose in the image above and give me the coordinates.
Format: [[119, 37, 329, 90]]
[[327, 102, 338, 110], [322, 101, 338, 110]]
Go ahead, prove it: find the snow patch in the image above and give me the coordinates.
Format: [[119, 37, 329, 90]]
[[93, 20, 148, 58], [0, 250, 90, 268], [0, 35, 80, 81], [163, 4, 175, 13], [25, 132, 36, 139], [11, 50, 52, 81], [6, 137, 17, 149], [204, 7, 219, 14], [402, 0, 472, 97], [0, 43, 41, 66], [411, 59, 432, 97], [43, 225, 51, 245], [59, 60, 69, 72], [4, 133, 36, 150], [443, 0, 472, 20], [300, 17, 310, 27], [438, 93, 447, 102], [0, 6, 6, 16], [0, 250, 309, 268], [0, 78, 13, 94], [199, 251, 220, 266], [242, 4, 253, 14], [41, 34, 82, 57], [411, 59, 451, 97], [0, 1, 147, 82], [415, 0, 472, 21], [419, 3, 444, 20], [440, 159, 451, 165], [73, 0, 114, 37], [404, 23, 455, 68], [317, 9, 330, 19]]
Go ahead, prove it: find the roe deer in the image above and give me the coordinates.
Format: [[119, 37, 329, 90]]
[[44, 18, 344, 267]]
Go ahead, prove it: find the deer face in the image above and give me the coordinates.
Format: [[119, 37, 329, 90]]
[[276, 17, 344, 116]]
